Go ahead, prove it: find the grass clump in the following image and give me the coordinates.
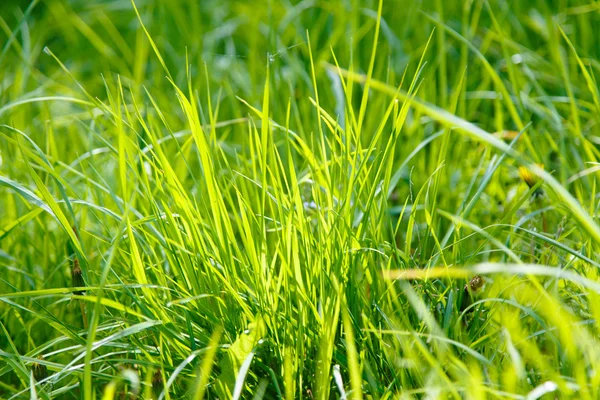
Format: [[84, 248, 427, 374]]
[[2, 0, 600, 398]]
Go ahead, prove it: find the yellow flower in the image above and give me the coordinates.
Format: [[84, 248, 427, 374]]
[[518, 164, 544, 189]]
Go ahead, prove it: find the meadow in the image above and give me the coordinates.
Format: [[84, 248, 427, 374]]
[[2, 0, 600, 398]]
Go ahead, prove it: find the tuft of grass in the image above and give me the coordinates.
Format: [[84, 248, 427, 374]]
[[2, 0, 600, 399]]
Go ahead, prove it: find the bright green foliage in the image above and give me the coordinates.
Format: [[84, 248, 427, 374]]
[[2, 0, 600, 399]]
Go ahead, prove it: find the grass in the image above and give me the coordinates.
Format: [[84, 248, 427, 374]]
[[1, 0, 600, 398]]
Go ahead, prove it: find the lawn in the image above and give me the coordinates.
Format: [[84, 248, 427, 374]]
[[2, 0, 600, 398]]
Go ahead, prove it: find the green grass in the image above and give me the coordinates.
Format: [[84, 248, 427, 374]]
[[2, 0, 600, 398]]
